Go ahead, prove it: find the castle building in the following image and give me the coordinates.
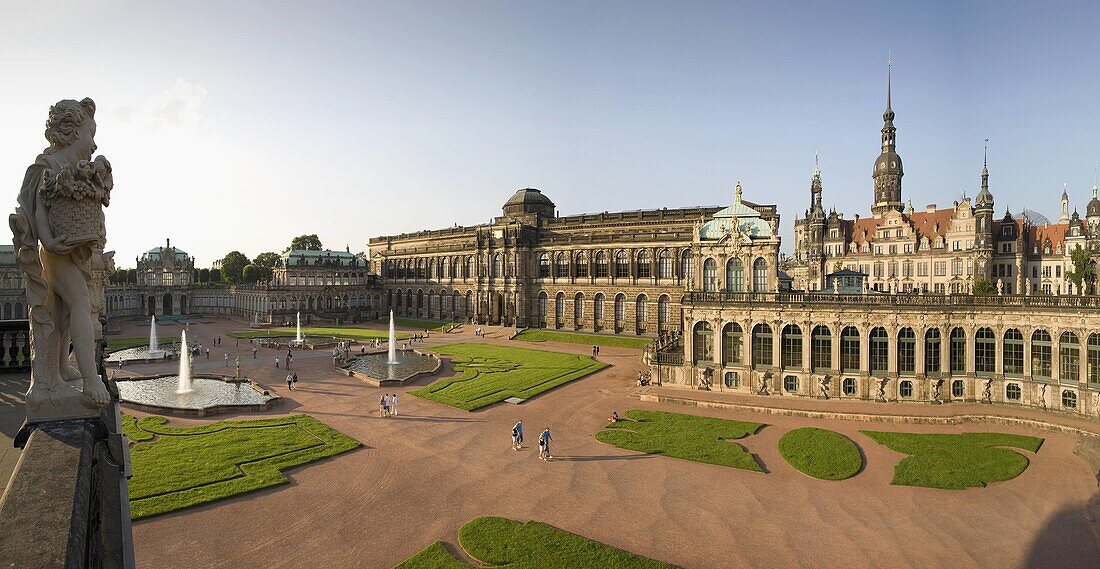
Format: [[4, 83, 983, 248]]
[[670, 66, 1100, 419], [369, 186, 781, 333], [791, 66, 1100, 296]]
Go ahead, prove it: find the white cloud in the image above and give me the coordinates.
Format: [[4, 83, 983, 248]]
[[107, 77, 209, 131]]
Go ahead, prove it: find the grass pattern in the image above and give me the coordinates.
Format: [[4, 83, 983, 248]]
[[513, 329, 651, 349], [778, 428, 862, 480], [123, 414, 360, 519], [861, 431, 1043, 489], [396, 516, 676, 568], [595, 409, 764, 472], [411, 343, 607, 411]]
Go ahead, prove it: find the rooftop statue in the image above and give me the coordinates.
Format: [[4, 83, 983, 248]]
[[10, 98, 112, 421]]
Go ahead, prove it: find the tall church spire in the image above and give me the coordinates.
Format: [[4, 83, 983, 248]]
[[809, 153, 824, 221], [872, 53, 904, 217]]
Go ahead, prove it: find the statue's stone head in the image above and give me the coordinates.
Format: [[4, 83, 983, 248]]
[[44, 98, 97, 158]]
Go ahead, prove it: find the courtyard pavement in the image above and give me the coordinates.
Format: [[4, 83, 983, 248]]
[[6, 316, 1100, 567]]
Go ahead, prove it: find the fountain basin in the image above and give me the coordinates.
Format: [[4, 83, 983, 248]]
[[116, 374, 280, 417], [255, 335, 350, 350], [342, 350, 441, 386], [107, 345, 182, 364]]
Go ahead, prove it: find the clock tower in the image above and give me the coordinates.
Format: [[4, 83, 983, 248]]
[[871, 56, 903, 218]]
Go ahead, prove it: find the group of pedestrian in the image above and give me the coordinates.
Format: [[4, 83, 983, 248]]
[[379, 393, 399, 417], [285, 349, 294, 370], [474, 327, 485, 337], [285, 372, 299, 390], [510, 420, 554, 461], [409, 333, 428, 342], [591, 345, 601, 357]]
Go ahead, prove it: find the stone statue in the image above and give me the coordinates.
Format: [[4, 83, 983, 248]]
[[819, 375, 830, 400], [234, 356, 241, 379], [1039, 383, 1048, 409], [757, 372, 771, 396], [932, 378, 943, 403], [876, 377, 888, 402], [997, 279, 1004, 295], [982, 378, 993, 403], [1025, 278, 1032, 296], [10, 98, 112, 421]]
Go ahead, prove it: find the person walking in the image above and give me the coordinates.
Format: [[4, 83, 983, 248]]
[[274, 357, 280, 369], [592, 345, 597, 357], [539, 427, 553, 461], [292, 372, 298, 388], [205, 346, 210, 359], [513, 419, 524, 450], [286, 354, 293, 371], [379, 394, 387, 418], [390, 393, 398, 416], [224, 353, 229, 367], [382, 393, 390, 418], [252, 346, 257, 359], [511, 425, 520, 450], [286, 373, 294, 391]]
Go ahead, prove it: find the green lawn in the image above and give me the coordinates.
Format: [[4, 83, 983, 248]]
[[227, 326, 411, 341], [513, 329, 651, 350], [860, 431, 1044, 489], [393, 317, 456, 331], [106, 337, 149, 351], [123, 414, 360, 520], [595, 409, 764, 472], [396, 516, 676, 569], [411, 343, 608, 411], [778, 428, 862, 480]]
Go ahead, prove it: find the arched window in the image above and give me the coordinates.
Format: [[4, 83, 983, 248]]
[[555, 253, 568, 278], [635, 294, 647, 330], [538, 253, 550, 278], [441, 257, 450, 279], [781, 325, 802, 370], [870, 327, 888, 376], [925, 328, 941, 374], [752, 323, 773, 369], [1062, 390, 1077, 409], [1088, 333, 1100, 384], [492, 254, 502, 279], [898, 328, 916, 375], [595, 251, 609, 278], [575, 251, 589, 278], [636, 250, 651, 278], [680, 250, 693, 281], [555, 292, 564, 325], [975, 327, 996, 375], [614, 293, 625, 329], [657, 295, 670, 329], [693, 321, 713, 364], [752, 258, 767, 292], [573, 293, 585, 326], [950, 327, 967, 374], [658, 250, 673, 279], [467, 256, 476, 280], [615, 251, 630, 279], [537, 292, 548, 327], [722, 323, 742, 366], [840, 326, 860, 373], [811, 325, 831, 371], [1003, 329, 1024, 376], [702, 258, 718, 292], [1031, 330, 1052, 379], [1060, 332, 1080, 383], [726, 258, 743, 292], [594, 293, 605, 323]]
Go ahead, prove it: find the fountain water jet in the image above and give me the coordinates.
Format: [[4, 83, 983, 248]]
[[387, 310, 398, 365], [176, 329, 194, 394], [296, 311, 302, 344], [146, 315, 167, 359]]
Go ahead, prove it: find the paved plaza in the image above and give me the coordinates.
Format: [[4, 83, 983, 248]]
[[7, 317, 1097, 568]]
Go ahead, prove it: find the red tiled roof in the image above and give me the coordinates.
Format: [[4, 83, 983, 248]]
[[1030, 223, 1067, 253], [906, 209, 956, 241]]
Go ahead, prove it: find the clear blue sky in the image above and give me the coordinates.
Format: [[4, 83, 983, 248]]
[[1, 1, 1098, 264]]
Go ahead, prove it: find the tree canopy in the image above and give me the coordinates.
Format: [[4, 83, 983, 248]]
[[287, 234, 323, 252], [220, 251, 250, 284], [972, 278, 997, 295], [253, 252, 280, 269], [1066, 245, 1095, 294]]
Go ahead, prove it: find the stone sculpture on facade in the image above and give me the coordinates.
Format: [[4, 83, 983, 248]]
[[876, 377, 889, 402], [819, 375, 830, 399], [757, 371, 771, 395], [931, 378, 943, 403], [10, 98, 112, 421], [982, 378, 993, 403]]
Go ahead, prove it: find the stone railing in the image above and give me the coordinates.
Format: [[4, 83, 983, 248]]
[[0, 319, 31, 371], [686, 291, 1100, 309]]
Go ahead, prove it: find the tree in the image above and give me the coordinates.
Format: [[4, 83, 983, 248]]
[[241, 264, 261, 284], [126, 268, 137, 285], [1066, 245, 1095, 294], [253, 252, 280, 269], [199, 268, 210, 283], [220, 251, 250, 284], [192, 269, 200, 284], [972, 277, 997, 295], [287, 234, 322, 252], [209, 268, 222, 282]]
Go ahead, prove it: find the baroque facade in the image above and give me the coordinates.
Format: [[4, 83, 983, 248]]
[[670, 68, 1100, 419], [101, 241, 379, 324], [369, 186, 781, 333]]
